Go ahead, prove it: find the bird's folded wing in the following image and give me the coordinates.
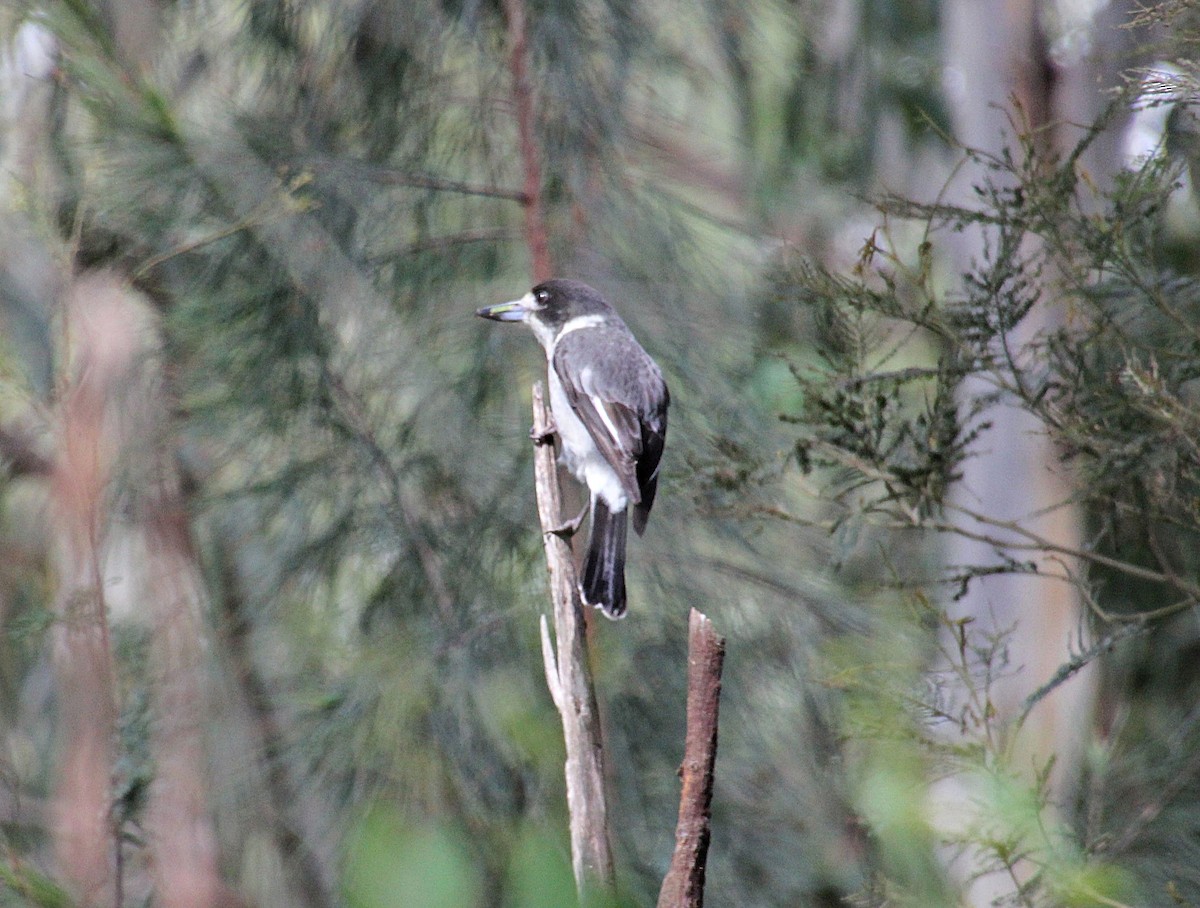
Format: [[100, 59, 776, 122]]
[[552, 340, 643, 504]]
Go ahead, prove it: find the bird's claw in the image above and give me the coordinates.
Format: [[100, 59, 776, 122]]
[[544, 503, 587, 538], [530, 418, 557, 446]]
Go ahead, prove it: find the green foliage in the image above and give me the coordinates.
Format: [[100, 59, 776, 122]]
[[0, 863, 73, 908], [2, 0, 849, 904], [760, 60, 1200, 904], [343, 806, 482, 908], [778, 120, 1200, 612], [501, 823, 577, 908], [4, 0, 1200, 905]]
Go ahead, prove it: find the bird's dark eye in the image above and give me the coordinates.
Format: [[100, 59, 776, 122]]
[[534, 289, 549, 304]]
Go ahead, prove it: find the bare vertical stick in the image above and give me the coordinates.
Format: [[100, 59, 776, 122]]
[[531, 381, 615, 894], [657, 609, 726, 908]]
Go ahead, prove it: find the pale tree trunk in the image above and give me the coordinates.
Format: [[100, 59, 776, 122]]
[[4, 26, 121, 906], [49, 275, 137, 907], [934, 0, 1129, 901], [122, 288, 223, 908], [139, 495, 223, 908], [51, 273, 226, 908]]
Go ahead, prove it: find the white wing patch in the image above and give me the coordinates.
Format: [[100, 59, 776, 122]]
[[579, 366, 623, 444], [547, 366, 629, 510]]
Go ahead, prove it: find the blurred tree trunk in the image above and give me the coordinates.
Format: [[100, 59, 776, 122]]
[[936, 0, 1132, 901], [49, 274, 131, 907], [0, 19, 60, 397], [940, 0, 1079, 765], [129, 290, 223, 908]]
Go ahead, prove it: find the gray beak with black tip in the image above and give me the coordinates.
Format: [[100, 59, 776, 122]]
[[476, 294, 533, 322]]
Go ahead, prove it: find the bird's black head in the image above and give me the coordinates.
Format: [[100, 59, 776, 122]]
[[476, 279, 616, 343], [531, 279, 614, 321]]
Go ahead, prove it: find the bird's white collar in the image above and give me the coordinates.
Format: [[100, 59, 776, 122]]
[[556, 313, 606, 340], [535, 312, 605, 352]]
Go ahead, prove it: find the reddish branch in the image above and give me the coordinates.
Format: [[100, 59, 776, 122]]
[[502, 0, 552, 282], [658, 609, 726, 908]]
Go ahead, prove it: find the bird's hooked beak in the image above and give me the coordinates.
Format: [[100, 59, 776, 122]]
[[476, 292, 534, 322]]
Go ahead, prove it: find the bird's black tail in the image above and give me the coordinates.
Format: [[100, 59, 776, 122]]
[[581, 498, 628, 619]]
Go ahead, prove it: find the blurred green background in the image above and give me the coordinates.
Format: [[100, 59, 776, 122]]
[[1, 0, 1199, 905]]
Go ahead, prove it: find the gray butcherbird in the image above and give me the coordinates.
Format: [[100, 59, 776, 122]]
[[477, 279, 669, 618]]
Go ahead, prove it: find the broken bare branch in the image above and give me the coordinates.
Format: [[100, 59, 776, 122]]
[[658, 609, 726, 908]]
